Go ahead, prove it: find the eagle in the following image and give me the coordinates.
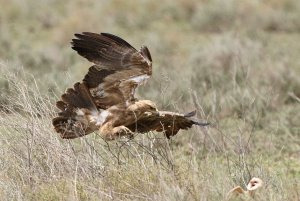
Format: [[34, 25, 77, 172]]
[[52, 32, 209, 140]]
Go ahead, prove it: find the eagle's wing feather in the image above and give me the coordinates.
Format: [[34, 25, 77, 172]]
[[72, 32, 152, 108], [71, 32, 151, 69], [127, 110, 209, 138]]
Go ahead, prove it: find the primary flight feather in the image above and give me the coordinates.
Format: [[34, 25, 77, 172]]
[[52, 32, 209, 140]]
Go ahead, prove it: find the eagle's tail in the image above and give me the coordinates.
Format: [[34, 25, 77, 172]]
[[52, 82, 99, 139]]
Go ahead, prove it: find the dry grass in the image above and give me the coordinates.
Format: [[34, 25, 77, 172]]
[[0, 0, 300, 200]]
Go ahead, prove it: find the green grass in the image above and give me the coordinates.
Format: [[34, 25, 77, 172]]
[[0, 0, 299, 200]]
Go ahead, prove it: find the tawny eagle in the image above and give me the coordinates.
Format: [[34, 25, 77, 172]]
[[52, 32, 209, 140]]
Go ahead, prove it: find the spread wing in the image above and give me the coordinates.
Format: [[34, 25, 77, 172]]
[[71, 32, 152, 109], [127, 110, 210, 138]]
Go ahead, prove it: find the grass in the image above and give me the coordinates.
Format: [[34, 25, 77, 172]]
[[0, 0, 300, 200]]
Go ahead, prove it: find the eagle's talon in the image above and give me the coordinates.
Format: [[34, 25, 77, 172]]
[[115, 126, 134, 138]]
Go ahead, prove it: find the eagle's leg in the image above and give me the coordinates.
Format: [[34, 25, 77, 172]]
[[99, 123, 134, 141], [113, 126, 134, 139]]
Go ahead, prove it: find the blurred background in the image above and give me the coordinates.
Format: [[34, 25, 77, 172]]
[[0, 0, 299, 200]]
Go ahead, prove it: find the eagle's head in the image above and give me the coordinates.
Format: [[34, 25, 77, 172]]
[[128, 100, 157, 114], [140, 100, 157, 111]]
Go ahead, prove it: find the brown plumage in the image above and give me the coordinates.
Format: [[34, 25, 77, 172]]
[[52, 32, 209, 140]]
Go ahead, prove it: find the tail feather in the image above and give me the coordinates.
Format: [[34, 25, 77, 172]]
[[52, 116, 91, 139], [52, 82, 98, 139]]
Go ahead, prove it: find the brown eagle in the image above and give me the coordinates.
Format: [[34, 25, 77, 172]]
[[52, 32, 209, 140]]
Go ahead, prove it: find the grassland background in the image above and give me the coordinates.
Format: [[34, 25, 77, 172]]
[[0, 0, 299, 200]]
